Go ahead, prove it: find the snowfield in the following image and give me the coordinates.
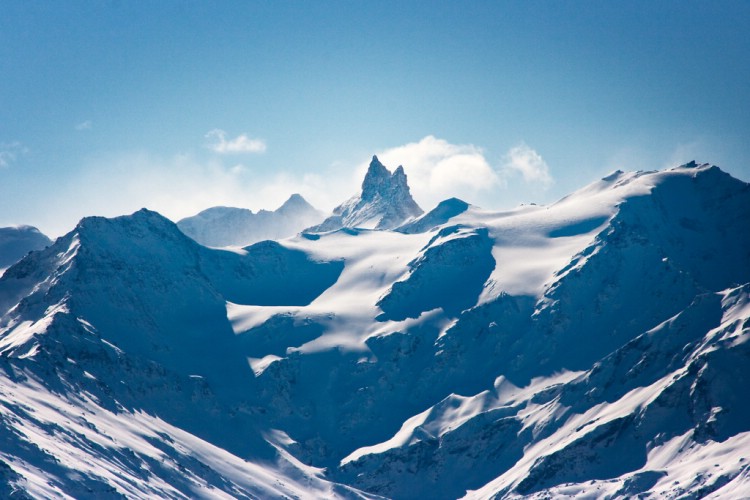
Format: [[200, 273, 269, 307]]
[[0, 161, 749, 498]]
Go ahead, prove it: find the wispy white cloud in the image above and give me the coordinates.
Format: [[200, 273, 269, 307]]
[[35, 137, 555, 237], [0, 141, 28, 168], [75, 120, 93, 131], [501, 143, 554, 187], [41, 151, 342, 236], [373, 135, 501, 209], [205, 129, 266, 154]]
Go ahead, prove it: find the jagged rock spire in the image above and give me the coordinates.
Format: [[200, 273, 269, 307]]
[[307, 156, 423, 232]]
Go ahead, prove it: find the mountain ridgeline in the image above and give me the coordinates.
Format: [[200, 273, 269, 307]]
[[0, 161, 749, 498], [177, 193, 324, 247]]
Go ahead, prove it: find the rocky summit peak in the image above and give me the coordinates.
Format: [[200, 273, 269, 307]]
[[368, 155, 388, 173], [308, 156, 424, 232], [361, 156, 392, 198], [361, 158, 415, 203]]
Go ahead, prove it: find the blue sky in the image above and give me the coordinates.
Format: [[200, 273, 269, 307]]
[[2, 1, 749, 236]]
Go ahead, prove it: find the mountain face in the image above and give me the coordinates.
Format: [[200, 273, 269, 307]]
[[177, 193, 324, 247], [0, 209, 356, 498], [308, 156, 424, 232], [0, 225, 52, 271], [1, 161, 750, 498]]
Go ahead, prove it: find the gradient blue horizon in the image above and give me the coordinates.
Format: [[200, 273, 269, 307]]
[[2, 1, 749, 235]]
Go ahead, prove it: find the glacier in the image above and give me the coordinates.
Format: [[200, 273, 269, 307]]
[[0, 160, 749, 498]]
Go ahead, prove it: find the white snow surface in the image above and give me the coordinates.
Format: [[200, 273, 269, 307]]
[[1, 161, 749, 498], [0, 369, 372, 499]]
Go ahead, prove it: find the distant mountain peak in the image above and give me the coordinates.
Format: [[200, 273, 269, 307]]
[[277, 193, 314, 213], [284, 193, 306, 204], [308, 156, 423, 232], [177, 196, 324, 247]]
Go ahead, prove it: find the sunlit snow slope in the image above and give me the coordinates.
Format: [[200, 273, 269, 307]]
[[1, 161, 749, 499]]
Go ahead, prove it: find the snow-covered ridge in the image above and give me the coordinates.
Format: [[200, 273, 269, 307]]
[[177, 193, 325, 247], [1, 161, 749, 498]]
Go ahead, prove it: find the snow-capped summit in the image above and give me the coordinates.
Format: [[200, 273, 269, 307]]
[[307, 156, 424, 232], [177, 193, 324, 247], [276, 193, 315, 215]]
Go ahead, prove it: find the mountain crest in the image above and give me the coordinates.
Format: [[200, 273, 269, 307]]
[[177, 195, 324, 247], [308, 156, 423, 232], [361, 156, 409, 201], [277, 193, 314, 214]]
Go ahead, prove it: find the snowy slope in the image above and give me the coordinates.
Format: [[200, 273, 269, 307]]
[[0, 209, 368, 499], [308, 156, 423, 232], [235, 162, 750, 497], [0, 361, 372, 499], [0, 226, 52, 275], [1, 161, 749, 498], [177, 193, 324, 247]]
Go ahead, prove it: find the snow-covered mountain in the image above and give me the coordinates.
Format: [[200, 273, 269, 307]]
[[0, 225, 52, 273], [1, 161, 749, 498], [177, 193, 324, 247], [308, 156, 424, 232]]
